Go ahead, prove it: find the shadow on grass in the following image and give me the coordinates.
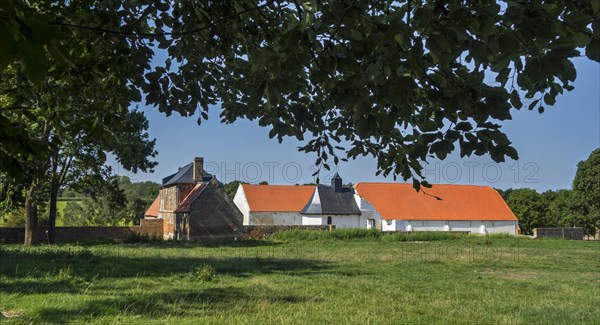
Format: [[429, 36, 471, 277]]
[[0, 253, 330, 277], [0, 278, 80, 294], [0, 245, 342, 296], [34, 287, 326, 323], [77, 239, 280, 248]]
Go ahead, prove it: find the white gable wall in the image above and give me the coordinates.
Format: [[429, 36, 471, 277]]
[[354, 194, 382, 229], [233, 185, 251, 225]]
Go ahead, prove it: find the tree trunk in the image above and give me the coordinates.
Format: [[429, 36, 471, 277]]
[[47, 153, 62, 244], [48, 177, 60, 244], [24, 179, 39, 246]]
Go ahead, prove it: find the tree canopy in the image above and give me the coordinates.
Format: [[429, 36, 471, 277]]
[[1, 1, 159, 244], [505, 188, 548, 235], [501, 148, 600, 236], [1, 0, 599, 186], [572, 148, 600, 211], [571, 148, 600, 235]]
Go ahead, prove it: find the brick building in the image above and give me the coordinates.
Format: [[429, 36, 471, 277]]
[[146, 157, 243, 240]]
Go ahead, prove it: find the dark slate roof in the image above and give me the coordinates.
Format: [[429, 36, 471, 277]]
[[300, 185, 362, 215], [162, 163, 213, 186]]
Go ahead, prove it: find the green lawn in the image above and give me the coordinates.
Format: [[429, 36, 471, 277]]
[[0, 199, 77, 227], [55, 200, 70, 226], [0, 235, 598, 324]]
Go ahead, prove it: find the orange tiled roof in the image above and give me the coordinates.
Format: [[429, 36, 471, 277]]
[[354, 182, 517, 221], [144, 195, 160, 217], [242, 184, 316, 212]]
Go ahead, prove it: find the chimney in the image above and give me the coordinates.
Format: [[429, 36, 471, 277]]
[[331, 173, 343, 192], [193, 157, 204, 182]]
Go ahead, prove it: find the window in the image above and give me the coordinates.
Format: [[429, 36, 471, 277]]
[[367, 219, 375, 229], [327, 216, 332, 225]]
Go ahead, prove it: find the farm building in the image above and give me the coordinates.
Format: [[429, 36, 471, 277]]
[[300, 174, 381, 229], [234, 174, 381, 229], [354, 183, 518, 234], [147, 157, 243, 240], [233, 184, 315, 225]]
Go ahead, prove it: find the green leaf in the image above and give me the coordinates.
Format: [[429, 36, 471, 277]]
[[455, 122, 472, 132], [351, 29, 363, 41], [560, 59, 577, 81], [495, 68, 511, 85], [586, 39, 600, 63], [412, 178, 421, 192], [498, 33, 520, 55], [419, 120, 439, 132], [543, 93, 556, 106], [394, 34, 410, 51], [528, 99, 540, 111], [510, 90, 523, 109], [376, 114, 395, 132]]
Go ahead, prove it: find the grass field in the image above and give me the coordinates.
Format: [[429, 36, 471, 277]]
[[0, 234, 598, 324], [0, 199, 75, 227]]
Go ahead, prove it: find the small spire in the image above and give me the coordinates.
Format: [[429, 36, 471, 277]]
[[331, 173, 343, 192]]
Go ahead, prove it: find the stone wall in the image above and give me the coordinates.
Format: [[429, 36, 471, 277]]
[[0, 218, 164, 244], [138, 218, 164, 237], [243, 225, 334, 239], [1, 223, 336, 243], [533, 227, 584, 240], [188, 184, 243, 239]]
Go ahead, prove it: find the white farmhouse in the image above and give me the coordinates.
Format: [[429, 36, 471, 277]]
[[300, 174, 381, 229], [354, 182, 518, 235], [233, 184, 315, 225]]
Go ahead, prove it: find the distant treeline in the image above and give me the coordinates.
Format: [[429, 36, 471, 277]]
[[2, 176, 160, 227], [496, 149, 599, 236]]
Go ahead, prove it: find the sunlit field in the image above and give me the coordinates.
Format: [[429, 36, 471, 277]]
[[0, 233, 598, 324]]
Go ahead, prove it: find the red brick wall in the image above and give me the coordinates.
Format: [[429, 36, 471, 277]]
[[139, 218, 164, 237], [0, 219, 164, 244]]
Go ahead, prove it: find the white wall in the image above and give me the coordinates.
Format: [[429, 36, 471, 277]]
[[381, 220, 406, 231], [381, 220, 517, 235], [250, 212, 302, 225], [232, 185, 251, 225], [354, 194, 382, 229], [302, 215, 323, 226], [302, 215, 362, 228]]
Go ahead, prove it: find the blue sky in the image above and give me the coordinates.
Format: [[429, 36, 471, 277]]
[[123, 57, 599, 192]]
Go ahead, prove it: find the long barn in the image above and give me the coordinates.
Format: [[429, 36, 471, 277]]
[[354, 183, 518, 234]]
